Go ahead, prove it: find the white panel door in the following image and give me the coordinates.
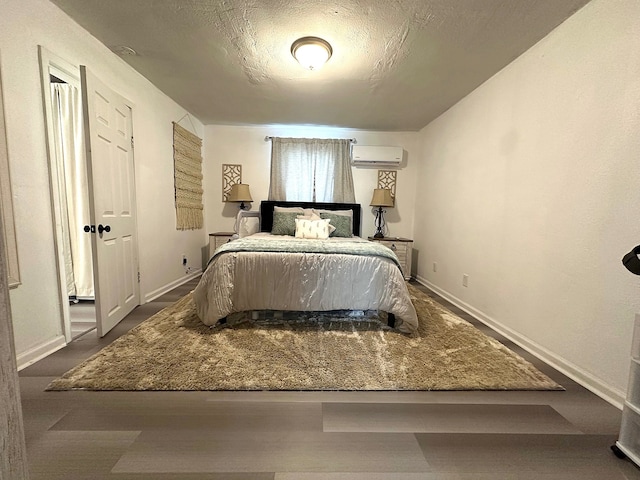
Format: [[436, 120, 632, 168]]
[[80, 66, 139, 337]]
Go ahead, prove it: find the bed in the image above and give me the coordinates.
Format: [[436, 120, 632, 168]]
[[193, 201, 418, 333]]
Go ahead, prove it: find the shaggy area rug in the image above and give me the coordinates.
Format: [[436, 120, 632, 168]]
[[47, 284, 563, 391]]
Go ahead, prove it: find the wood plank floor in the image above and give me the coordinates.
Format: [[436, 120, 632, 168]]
[[18, 279, 640, 479]]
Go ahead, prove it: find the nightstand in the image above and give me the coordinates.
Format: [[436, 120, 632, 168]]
[[368, 236, 413, 280], [208, 232, 235, 259]]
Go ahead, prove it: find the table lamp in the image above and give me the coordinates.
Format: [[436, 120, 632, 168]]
[[226, 183, 253, 210], [370, 188, 394, 238]]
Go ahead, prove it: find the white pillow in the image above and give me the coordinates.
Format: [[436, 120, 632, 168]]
[[296, 212, 322, 222], [275, 205, 314, 216], [294, 218, 331, 239], [274, 205, 304, 214], [313, 208, 353, 219]]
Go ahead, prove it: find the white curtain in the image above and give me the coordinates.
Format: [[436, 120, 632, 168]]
[[268, 137, 355, 202], [51, 82, 94, 299]]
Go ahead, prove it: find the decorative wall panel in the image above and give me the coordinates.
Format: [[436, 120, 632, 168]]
[[222, 164, 242, 201], [377, 170, 397, 206]]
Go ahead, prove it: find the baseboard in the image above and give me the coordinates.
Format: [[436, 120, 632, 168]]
[[17, 334, 67, 371], [144, 269, 202, 303], [415, 274, 626, 409]]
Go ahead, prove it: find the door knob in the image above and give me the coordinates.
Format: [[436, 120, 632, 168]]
[[83, 225, 95, 233], [98, 224, 111, 234]]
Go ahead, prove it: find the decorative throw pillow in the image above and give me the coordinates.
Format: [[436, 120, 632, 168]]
[[320, 212, 352, 237], [298, 212, 337, 235], [295, 218, 331, 239], [271, 211, 299, 236]]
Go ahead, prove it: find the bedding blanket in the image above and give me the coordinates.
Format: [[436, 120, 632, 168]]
[[208, 236, 403, 268], [193, 234, 419, 333]]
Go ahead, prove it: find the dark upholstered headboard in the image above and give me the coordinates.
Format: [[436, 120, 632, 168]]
[[260, 201, 362, 237]]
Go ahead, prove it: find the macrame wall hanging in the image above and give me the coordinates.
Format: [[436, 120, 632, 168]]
[[173, 122, 203, 230]]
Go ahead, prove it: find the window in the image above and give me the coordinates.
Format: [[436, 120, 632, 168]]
[[268, 137, 355, 203]]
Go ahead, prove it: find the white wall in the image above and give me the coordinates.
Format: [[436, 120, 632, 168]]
[[0, 0, 205, 366], [415, 0, 640, 406], [203, 125, 419, 243]]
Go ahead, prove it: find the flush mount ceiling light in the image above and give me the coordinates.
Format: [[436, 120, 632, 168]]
[[291, 36, 332, 70], [110, 45, 138, 57]]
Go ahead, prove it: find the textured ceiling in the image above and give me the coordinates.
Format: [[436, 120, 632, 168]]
[[50, 0, 591, 131]]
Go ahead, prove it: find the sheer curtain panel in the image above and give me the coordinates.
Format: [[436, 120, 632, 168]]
[[268, 137, 355, 203], [51, 83, 94, 298]]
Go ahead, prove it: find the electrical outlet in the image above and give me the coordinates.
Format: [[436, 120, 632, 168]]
[[462, 274, 469, 287], [433, 262, 437, 272], [182, 255, 187, 266]]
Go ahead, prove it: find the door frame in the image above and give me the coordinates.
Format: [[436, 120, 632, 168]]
[[38, 47, 141, 343], [39, 46, 80, 343]]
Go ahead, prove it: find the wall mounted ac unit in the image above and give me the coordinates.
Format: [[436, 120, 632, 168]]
[[351, 145, 403, 166]]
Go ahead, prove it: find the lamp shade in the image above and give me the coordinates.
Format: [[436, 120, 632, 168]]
[[370, 188, 394, 207], [226, 183, 253, 202]]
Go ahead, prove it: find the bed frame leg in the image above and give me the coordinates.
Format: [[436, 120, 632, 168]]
[[387, 313, 396, 329]]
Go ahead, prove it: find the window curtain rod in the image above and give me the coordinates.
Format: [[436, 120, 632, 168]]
[[264, 136, 357, 144]]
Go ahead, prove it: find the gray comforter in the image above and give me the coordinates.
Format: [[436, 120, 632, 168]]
[[193, 233, 418, 333]]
